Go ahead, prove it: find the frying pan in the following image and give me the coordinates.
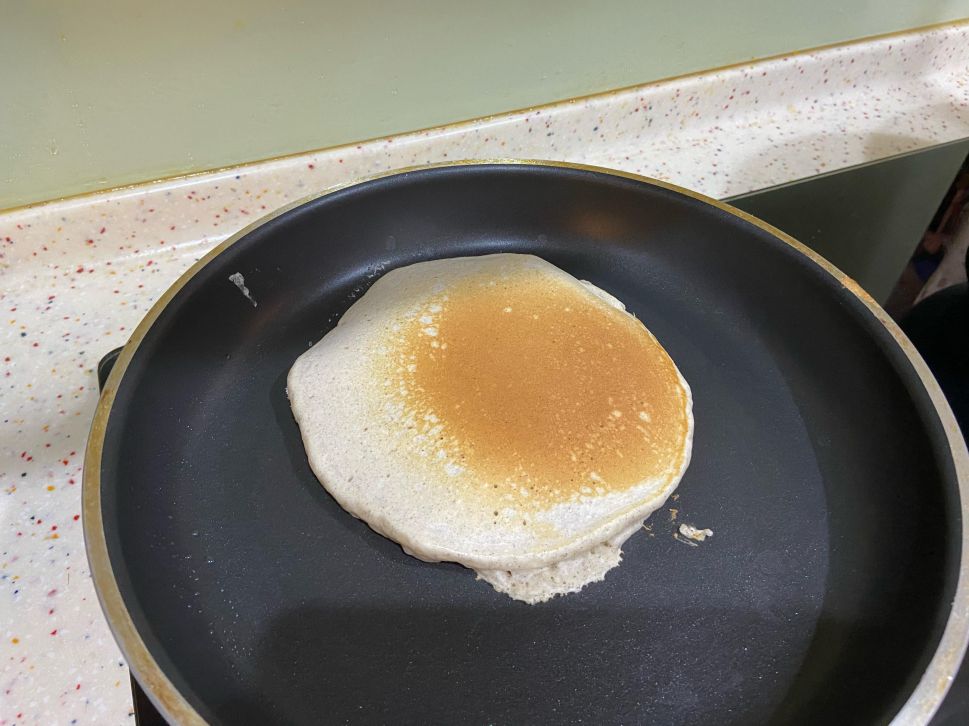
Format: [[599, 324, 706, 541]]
[[84, 161, 969, 724]]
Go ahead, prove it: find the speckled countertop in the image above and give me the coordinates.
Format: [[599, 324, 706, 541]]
[[2, 21, 969, 725]]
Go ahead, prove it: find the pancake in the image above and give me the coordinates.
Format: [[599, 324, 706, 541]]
[[287, 253, 694, 603]]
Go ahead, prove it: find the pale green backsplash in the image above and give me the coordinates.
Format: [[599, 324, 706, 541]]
[[3, 1, 968, 209]]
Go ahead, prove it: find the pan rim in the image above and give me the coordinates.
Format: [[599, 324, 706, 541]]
[[82, 159, 969, 725]]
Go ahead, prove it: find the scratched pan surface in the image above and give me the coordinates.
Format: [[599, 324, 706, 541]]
[[87, 163, 963, 724]]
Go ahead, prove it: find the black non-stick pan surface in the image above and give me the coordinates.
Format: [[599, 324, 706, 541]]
[[86, 162, 967, 725]]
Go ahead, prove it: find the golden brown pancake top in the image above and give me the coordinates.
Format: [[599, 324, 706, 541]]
[[382, 266, 690, 510]]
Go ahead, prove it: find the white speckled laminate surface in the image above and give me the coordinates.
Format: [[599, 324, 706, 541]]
[[2, 21, 968, 724]]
